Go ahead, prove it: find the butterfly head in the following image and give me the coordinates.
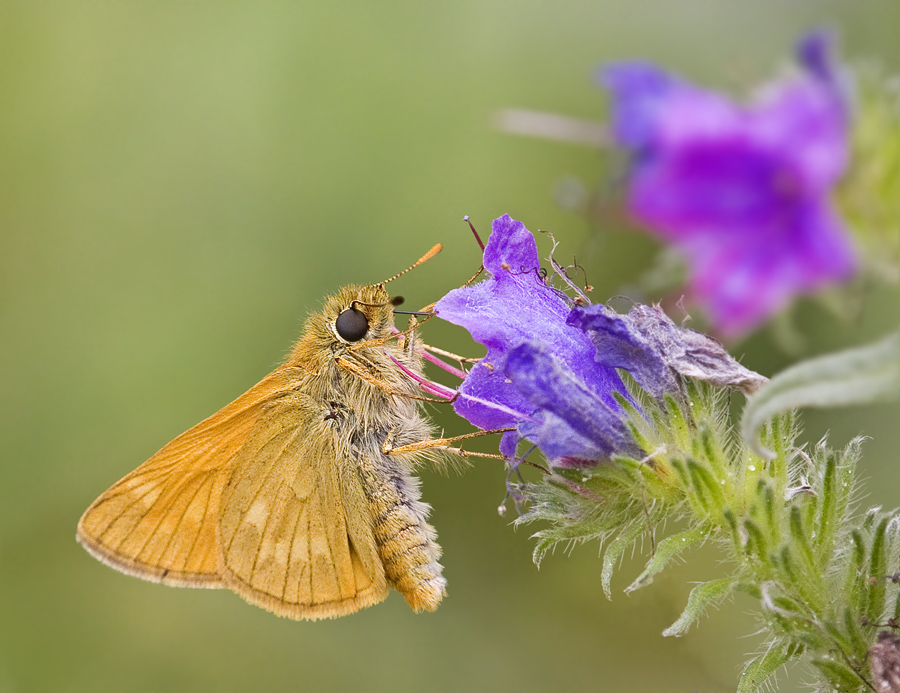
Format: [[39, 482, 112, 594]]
[[326, 284, 398, 345]]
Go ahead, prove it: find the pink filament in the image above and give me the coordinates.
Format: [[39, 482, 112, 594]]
[[421, 348, 468, 379], [388, 354, 457, 401]]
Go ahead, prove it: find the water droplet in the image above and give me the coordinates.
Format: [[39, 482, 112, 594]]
[[748, 465, 756, 472]]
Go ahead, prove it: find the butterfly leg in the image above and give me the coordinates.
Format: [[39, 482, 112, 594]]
[[420, 343, 480, 365], [334, 356, 451, 403], [383, 428, 513, 460]]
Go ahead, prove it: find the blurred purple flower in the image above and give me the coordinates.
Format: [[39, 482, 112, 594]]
[[434, 214, 636, 466], [601, 30, 857, 337]]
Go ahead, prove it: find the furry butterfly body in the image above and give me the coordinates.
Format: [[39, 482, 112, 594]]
[[77, 283, 447, 620]]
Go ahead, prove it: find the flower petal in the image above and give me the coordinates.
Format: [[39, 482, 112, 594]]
[[504, 341, 639, 465], [569, 303, 768, 396]]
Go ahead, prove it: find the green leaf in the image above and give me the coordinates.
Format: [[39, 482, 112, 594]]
[[737, 644, 796, 693], [626, 526, 708, 593], [662, 577, 736, 637], [741, 331, 900, 459]]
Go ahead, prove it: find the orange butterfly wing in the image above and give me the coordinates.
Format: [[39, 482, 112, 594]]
[[218, 394, 389, 620], [76, 368, 290, 587]]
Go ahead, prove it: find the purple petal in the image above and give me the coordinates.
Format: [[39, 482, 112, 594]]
[[566, 303, 675, 398], [500, 430, 520, 459], [751, 75, 847, 191], [450, 360, 526, 430], [569, 303, 766, 396], [796, 28, 839, 85], [435, 214, 627, 429], [504, 341, 639, 465], [482, 213, 541, 276], [600, 63, 681, 153], [691, 200, 856, 336]]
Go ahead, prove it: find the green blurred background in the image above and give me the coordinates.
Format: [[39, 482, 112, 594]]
[[2, 2, 898, 691]]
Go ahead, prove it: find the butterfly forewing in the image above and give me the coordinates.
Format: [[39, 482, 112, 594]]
[[218, 395, 389, 620], [76, 369, 291, 587]]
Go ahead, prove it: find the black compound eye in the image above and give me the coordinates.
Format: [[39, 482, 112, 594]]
[[335, 307, 369, 342]]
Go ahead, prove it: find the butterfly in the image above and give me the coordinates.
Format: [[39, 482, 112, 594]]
[[77, 246, 453, 620]]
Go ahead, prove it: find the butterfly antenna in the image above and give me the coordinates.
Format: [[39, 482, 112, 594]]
[[377, 243, 443, 285]]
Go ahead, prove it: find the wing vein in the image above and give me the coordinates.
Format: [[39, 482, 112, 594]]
[[181, 473, 217, 573], [305, 505, 311, 602], [131, 473, 208, 563], [98, 477, 182, 547], [224, 424, 304, 556], [248, 477, 281, 585], [282, 497, 303, 602], [93, 464, 182, 504], [149, 471, 212, 564]]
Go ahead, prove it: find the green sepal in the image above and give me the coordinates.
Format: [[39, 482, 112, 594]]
[[723, 509, 742, 554], [663, 392, 691, 447], [737, 643, 799, 693], [842, 607, 867, 659], [697, 425, 728, 482], [743, 518, 768, 560], [613, 391, 654, 452], [686, 458, 726, 516], [662, 577, 736, 637], [821, 620, 857, 658], [816, 451, 839, 558], [864, 514, 892, 624], [843, 530, 867, 608], [600, 522, 646, 599], [757, 480, 776, 541], [626, 526, 708, 593], [788, 506, 821, 601], [810, 656, 866, 692]]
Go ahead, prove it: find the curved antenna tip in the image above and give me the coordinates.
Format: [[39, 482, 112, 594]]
[[378, 243, 443, 285]]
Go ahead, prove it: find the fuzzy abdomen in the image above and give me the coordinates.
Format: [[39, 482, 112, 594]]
[[355, 453, 445, 612]]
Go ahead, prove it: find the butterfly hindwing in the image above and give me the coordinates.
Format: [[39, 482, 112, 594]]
[[218, 394, 389, 620]]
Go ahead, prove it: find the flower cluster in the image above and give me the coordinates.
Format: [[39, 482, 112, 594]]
[[435, 214, 765, 465], [601, 31, 858, 337]]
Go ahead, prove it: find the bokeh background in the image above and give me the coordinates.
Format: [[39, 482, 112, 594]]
[[2, 2, 898, 691]]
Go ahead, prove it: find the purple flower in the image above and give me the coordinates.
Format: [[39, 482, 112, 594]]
[[435, 214, 767, 467], [601, 30, 857, 337], [434, 214, 635, 466]]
